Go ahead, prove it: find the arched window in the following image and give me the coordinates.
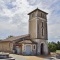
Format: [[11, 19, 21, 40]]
[[42, 22, 43, 27], [42, 28, 44, 36], [33, 45, 36, 49]]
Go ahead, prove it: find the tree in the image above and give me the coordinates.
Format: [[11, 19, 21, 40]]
[[48, 42, 57, 52], [8, 35, 13, 38], [57, 41, 60, 50]]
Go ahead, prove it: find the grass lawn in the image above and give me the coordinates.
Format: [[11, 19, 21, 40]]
[[56, 50, 60, 53]]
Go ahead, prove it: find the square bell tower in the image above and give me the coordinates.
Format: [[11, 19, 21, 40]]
[[28, 8, 48, 55], [28, 8, 48, 40]]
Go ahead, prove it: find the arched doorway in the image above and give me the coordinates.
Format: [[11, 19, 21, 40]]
[[40, 43, 44, 55]]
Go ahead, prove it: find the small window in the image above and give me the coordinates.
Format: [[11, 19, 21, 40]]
[[41, 13, 42, 17], [33, 45, 36, 49], [38, 24, 39, 33], [38, 12, 41, 17], [42, 29, 43, 36], [44, 14, 45, 18], [42, 28, 44, 36], [42, 22, 43, 27]]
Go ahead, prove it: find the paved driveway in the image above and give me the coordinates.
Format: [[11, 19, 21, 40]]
[[9, 54, 45, 60], [0, 52, 60, 60], [10, 54, 26, 60], [9, 54, 60, 60]]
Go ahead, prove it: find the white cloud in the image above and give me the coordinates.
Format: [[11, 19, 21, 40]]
[[0, 0, 60, 42], [48, 23, 60, 42]]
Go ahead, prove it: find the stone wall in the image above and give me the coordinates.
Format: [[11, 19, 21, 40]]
[[0, 41, 13, 53], [33, 39, 48, 55]]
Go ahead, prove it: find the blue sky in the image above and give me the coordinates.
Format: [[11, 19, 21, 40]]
[[0, 0, 60, 42]]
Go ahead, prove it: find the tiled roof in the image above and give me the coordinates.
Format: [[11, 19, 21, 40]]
[[28, 8, 48, 15], [2, 34, 30, 42], [16, 39, 37, 44], [0, 34, 37, 44]]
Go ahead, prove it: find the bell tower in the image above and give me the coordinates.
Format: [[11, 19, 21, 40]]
[[28, 8, 48, 40], [28, 8, 48, 55]]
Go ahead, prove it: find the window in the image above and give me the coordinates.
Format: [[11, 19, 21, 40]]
[[33, 45, 36, 49], [42, 28, 44, 36], [38, 24, 39, 33], [42, 29, 43, 36], [44, 14, 45, 18], [38, 12, 41, 17], [41, 13, 42, 17], [42, 22, 43, 27], [44, 14, 46, 19]]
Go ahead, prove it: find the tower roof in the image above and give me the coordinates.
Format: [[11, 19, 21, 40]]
[[28, 8, 48, 15]]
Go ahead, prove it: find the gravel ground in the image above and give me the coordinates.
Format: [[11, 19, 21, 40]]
[[9, 54, 60, 60], [0, 52, 59, 60], [10, 54, 26, 60], [9, 54, 47, 60]]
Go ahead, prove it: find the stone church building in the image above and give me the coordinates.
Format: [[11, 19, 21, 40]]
[[0, 8, 48, 55]]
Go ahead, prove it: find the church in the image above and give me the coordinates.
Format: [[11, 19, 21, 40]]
[[0, 8, 48, 55]]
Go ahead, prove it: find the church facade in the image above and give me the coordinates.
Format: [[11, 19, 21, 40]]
[[0, 8, 48, 55]]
